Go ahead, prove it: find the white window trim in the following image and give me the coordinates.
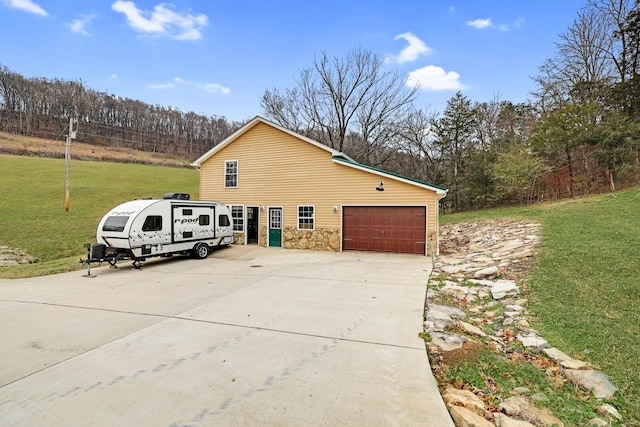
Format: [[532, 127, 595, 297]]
[[224, 160, 239, 188], [297, 205, 315, 231], [230, 204, 244, 232]]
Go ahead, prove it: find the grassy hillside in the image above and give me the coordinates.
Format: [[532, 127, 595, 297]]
[[0, 154, 199, 278], [0, 131, 193, 167], [443, 188, 640, 424]]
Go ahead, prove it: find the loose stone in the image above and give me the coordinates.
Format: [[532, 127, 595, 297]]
[[595, 403, 623, 420], [542, 347, 573, 364], [458, 320, 487, 337], [427, 309, 457, 329], [448, 406, 494, 427], [493, 413, 536, 427], [430, 332, 467, 351], [499, 396, 565, 427], [442, 387, 488, 417], [429, 304, 467, 319], [563, 369, 618, 399], [490, 280, 520, 299], [474, 266, 499, 278], [517, 334, 549, 350]]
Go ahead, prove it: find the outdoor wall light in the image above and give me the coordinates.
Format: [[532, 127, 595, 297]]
[[376, 182, 385, 191], [333, 206, 338, 213], [260, 206, 264, 212]]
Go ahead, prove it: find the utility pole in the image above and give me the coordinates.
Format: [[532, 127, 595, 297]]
[[63, 117, 77, 212]]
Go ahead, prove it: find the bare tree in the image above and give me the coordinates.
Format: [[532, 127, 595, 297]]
[[261, 47, 417, 165], [396, 106, 441, 183], [532, 0, 640, 112], [532, 3, 617, 111], [590, 0, 638, 82]]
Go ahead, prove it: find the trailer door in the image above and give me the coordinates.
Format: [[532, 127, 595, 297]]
[[172, 205, 215, 243]]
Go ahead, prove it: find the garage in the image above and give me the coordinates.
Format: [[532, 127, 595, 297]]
[[342, 206, 427, 255], [193, 117, 447, 256]]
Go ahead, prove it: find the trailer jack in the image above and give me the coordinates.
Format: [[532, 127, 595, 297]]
[[80, 243, 144, 275]]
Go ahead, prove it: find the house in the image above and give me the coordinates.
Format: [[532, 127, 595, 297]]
[[191, 116, 447, 255]]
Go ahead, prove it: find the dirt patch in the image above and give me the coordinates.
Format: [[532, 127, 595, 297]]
[[439, 339, 486, 365]]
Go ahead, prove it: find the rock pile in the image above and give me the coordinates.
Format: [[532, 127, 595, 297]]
[[0, 245, 35, 266], [426, 219, 621, 427]]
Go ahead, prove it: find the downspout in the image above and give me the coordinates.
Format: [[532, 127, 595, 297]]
[[435, 190, 449, 256]]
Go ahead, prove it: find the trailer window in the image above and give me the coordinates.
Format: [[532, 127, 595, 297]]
[[182, 209, 193, 216], [219, 214, 231, 227], [142, 215, 162, 231], [102, 216, 129, 232], [199, 215, 210, 226]]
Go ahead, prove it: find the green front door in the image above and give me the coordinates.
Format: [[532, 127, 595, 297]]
[[268, 207, 282, 247]]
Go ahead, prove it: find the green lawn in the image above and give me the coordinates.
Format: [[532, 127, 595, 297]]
[[0, 154, 199, 278], [442, 188, 640, 424]]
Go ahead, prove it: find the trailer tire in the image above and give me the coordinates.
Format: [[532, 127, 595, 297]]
[[193, 243, 209, 259]]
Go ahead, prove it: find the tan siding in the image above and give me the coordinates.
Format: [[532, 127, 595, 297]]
[[198, 121, 441, 252]]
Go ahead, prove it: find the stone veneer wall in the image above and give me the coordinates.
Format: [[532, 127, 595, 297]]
[[284, 227, 340, 251], [258, 226, 340, 252], [260, 226, 267, 247], [232, 232, 245, 244]]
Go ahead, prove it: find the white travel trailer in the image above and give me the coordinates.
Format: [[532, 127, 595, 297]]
[[85, 193, 233, 268]]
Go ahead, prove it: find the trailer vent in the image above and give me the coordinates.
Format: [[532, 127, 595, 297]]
[[163, 193, 190, 200]]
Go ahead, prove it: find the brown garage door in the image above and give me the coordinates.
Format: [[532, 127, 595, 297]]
[[342, 206, 426, 255]]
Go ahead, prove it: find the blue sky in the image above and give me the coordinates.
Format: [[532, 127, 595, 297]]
[[1, 0, 588, 122]]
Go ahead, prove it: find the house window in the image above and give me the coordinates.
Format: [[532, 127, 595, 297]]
[[225, 160, 238, 188], [231, 205, 244, 232], [298, 205, 314, 230]]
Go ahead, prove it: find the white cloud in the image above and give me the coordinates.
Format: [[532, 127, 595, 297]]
[[203, 83, 230, 94], [65, 14, 97, 35], [2, 0, 46, 16], [467, 17, 524, 31], [111, 1, 208, 41], [406, 65, 466, 91], [390, 32, 432, 64], [150, 77, 230, 94], [467, 18, 491, 30], [109, 74, 118, 80]]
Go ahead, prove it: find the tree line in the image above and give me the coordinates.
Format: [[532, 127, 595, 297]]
[[2, 0, 640, 212], [0, 65, 244, 158]]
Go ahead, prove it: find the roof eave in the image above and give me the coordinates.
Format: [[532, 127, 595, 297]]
[[191, 116, 341, 167], [331, 156, 448, 195]]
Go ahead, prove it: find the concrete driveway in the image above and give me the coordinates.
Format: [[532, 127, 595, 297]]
[[0, 246, 454, 426]]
